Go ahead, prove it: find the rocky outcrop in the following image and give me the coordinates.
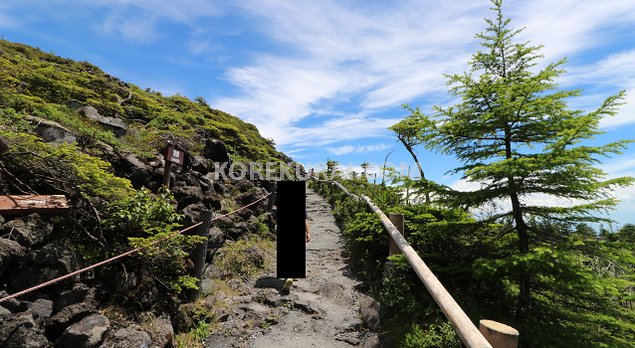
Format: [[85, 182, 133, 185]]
[[8, 243, 79, 294], [0, 238, 25, 276], [55, 313, 110, 348], [100, 327, 151, 348], [203, 138, 230, 164], [0, 213, 53, 248], [25, 116, 76, 144], [77, 106, 128, 137]]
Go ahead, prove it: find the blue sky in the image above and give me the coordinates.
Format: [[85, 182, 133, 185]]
[[1, 0, 634, 225]]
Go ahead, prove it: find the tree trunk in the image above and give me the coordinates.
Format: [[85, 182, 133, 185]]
[[401, 141, 430, 203], [504, 123, 530, 323]]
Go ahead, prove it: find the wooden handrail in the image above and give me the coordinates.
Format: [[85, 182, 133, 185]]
[[313, 178, 506, 348], [361, 195, 493, 348]]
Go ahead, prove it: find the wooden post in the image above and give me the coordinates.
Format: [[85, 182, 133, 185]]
[[310, 168, 315, 179], [162, 161, 173, 188], [388, 213, 404, 256], [186, 209, 212, 301], [479, 320, 519, 348], [162, 143, 185, 189]]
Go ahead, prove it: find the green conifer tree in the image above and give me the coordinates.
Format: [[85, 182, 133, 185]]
[[406, 0, 633, 322]]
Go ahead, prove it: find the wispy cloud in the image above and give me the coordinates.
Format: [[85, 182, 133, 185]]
[[327, 144, 390, 156]]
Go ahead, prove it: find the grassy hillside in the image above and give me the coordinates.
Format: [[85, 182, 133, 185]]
[[0, 39, 289, 163]]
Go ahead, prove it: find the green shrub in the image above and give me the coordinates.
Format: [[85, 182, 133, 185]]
[[401, 322, 461, 348], [104, 188, 205, 292]]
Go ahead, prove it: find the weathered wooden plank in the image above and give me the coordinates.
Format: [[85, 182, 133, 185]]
[[0, 195, 69, 215]]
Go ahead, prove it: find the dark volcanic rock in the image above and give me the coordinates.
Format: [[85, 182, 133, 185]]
[[177, 170, 201, 187], [360, 299, 381, 331], [0, 238, 26, 276], [9, 243, 78, 294], [0, 213, 54, 248], [236, 188, 268, 215], [45, 302, 96, 339], [202, 191, 222, 211], [0, 291, 28, 313], [55, 313, 109, 348], [207, 227, 224, 247], [227, 221, 250, 239], [191, 155, 211, 175], [100, 327, 151, 348], [54, 283, 97, 312], [203, 138, 230, 163], [28, 299, 54, 320], [2, 325, 51, 348], [172, 186, 204, 210], [0, 312, 38, 343], [122, 153, 153, 187]]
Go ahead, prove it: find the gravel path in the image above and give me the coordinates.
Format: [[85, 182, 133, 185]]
[[204, 188, 373, 348], [248, 188, 371, 347]]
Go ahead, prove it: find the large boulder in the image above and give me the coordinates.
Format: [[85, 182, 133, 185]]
[[77, 106, 128, 137], [122, 153, 153, 187], [9, 243, 79, 294], [0, 238, 26, 276], [0, 312, 38, 343], [190, 156, 211, 175], [44, 302, 96, 339], [54, 283, 97, 312], [0, 214, 54, 248], [25, 116, 76, 144], [235, 187, 269, 216], [55, 313, 109, 348], [136, 312, 173, 348], [360, 299, 381, 331], [172, 186, 205, 210], [27, 299, 54, 320], [203, 139, 230, 164], [2, 325, 51, 348], [100, 327, 151, 348], [0, 291, 28, 313]]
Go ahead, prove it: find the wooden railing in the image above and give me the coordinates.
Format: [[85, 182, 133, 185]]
[[317, 179, 519, 348]]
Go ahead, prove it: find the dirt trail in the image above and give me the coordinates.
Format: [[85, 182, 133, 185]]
[[205, 188, 373, 347], [248, 187, 371, 347]]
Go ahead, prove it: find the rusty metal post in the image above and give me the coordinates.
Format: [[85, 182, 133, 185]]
[[267, 183, 277, 211], [186, 209, 212, 301], [388, 213, 404, 256], [479, 320, 519, 348]]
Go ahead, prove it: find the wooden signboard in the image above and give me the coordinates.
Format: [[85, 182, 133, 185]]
[[166, 147, 185, 165], [0, 195, 69, 215]]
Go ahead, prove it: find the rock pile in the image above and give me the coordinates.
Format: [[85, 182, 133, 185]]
[[0, 126, 277, 347]]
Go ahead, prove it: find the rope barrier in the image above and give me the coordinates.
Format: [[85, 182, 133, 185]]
[[0, 191, 272, 303]]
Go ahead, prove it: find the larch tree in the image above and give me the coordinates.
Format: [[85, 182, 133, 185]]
[[405, 0, 633, 321]]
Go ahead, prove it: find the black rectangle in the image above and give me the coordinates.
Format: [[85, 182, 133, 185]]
[[276, 180, 306, 278]]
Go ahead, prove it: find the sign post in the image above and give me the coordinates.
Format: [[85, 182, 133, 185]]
[[163, 145, 185, 188]]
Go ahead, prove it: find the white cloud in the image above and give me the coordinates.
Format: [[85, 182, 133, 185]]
[[327, 144, 390, 156], [510, 0, 635, 61]]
